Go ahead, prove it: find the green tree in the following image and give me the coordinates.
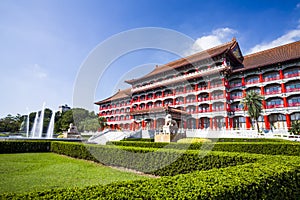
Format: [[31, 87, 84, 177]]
[[241, 91, 264, 132], [98, 116, 107, 131], [289, 120, 300, 135]]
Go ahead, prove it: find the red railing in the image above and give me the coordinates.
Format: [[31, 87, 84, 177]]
[[229, 83, 242, 88], [288, 102, 300, 107], [246, 80, 259, 85], [265, 90, 281, 95], [231, 95, 243, 100], [266, 104, 284, 109], [211, 95, 225, 100], [264, 76, 280, 82], [284, 73, 300, 78], [286, 88, 300, 92], [198, 97, 209, 102]]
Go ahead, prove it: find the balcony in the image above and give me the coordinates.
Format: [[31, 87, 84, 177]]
[[212, 108, 225, 112], [198, 110, 209, 113], [288, 102, 300, 107], [198, 97, 209, 102], [284, 73, 300, 79], [265, 90, 281, 95], [198, 86, 208, 91], [246, 80, 259, 85], [231, 95, 243, 100], [286, 88, 300, 93], [229, 83, 243, 88], [211, 95, 225, 100], [264, 76, 280, 82], [265, 104, 284, 109], [210, 84, 223, 88], [231, 107, 243, 112], [186, 99, 197, 103]]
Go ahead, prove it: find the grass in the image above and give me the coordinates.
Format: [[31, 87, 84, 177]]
[[0, 153, 149, 194]]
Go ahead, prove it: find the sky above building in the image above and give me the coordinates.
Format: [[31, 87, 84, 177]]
[[1, 0, 300, 117]]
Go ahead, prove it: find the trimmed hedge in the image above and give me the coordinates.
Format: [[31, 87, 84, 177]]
[[108, 141, 300, 156], [2, 155, 300, 199], [0, 141, 51, 153], [51, 142, 256, 176], [122, 138, 154, 142]]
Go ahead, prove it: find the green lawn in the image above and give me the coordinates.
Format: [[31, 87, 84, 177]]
[[0, 153, 149, 194]]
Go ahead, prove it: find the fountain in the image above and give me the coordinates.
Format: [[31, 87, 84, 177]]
[[26, 114, 30, 138], [38, 102, 45, 138], [46, 112, 55, 139], [31, 112, 38, 138]]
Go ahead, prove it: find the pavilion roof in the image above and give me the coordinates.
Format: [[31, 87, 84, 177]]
[[94, 88, 132, 105]]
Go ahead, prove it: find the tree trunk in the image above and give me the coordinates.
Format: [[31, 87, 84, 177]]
[[256, 120, 260, 133]]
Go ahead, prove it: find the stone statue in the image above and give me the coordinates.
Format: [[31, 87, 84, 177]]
[[63, 123, 81, 139], [162, 114, 178, 134]]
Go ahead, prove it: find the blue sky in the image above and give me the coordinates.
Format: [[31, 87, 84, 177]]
[[1, 0, 300, 117]]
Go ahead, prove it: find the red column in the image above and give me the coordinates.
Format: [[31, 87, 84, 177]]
[[184, 97, 186, 105], [283, 97, 288, 107], [259, 74, 263, 82], [260, 86, 265, 95], [196, 118, 199, 129], [262, 100, 266, 109], [153, 119, 156, 130], [162, 91, 164, 98], [224, 102, 227, 111], [184, 120, 187, 129], [208, 81, 211, 89], [286, 114, 291, 129], [209, 104, 212, 112], [201, 118, 204, 129], [210, 118, 213, 129], [281, 83, 286, 93], [245, 116, 251, 130], [173, 98, 176, 105], [279, 70, 284, 79], [242, 89, 246, 97], [264, 115, 270, 130], [225, 116, 228, 129], [229, 118, 233, 129], [242, 77, 245, 86], [195, 84, 198, 91]]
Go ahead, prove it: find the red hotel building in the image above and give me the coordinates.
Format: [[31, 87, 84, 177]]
[[95, 39, 300, 132]]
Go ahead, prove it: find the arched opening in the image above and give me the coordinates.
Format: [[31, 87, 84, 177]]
[[288, 95, 300, 107], [269, 114, 286, 130], [264, 83, 281, 95], [245, 75, 259, 85], [199, 117, 209, 129], [263, 71, 279, 81], [187, 118, 196, 129], [229, 78, 242, 88], [266, 97, 284, 109], [232, 116, 246, 130]]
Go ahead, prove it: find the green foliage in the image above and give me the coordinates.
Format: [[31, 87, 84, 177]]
[[2, 140, 300, 199], [54, 108, 99, 133], [0, 114, 24, 133], [241, 91, 264, 131], [98, 116, 107, 131], [108, 141, 300, 156], [289, 120, 300, 135], [122, 138, 154, 142], [0, 141, 51, 153], [2, 153, 300, 199]]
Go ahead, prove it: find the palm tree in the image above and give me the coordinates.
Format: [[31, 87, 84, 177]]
[[98, 116, 107, 131], [240, 91, 264, 132]]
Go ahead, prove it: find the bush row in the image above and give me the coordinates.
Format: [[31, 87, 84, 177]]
[[0, 141, 51, 153], [51, 142, 256, 176], [108, 141, 300, 156], [3, 155, 300, 199], [122, 138, 154, 142]]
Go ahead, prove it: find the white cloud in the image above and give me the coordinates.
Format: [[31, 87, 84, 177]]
[[247, 24, 300, 54], [185, 27, 237, 56]]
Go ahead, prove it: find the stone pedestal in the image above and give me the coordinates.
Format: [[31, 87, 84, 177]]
[[63, 123, 81, 139]]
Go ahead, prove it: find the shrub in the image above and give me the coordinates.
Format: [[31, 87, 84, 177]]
[[2, 155, 300, 199], [0, 141, 51, 153], [289, 120, 300, 135]]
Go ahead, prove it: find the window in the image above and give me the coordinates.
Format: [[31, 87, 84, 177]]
[[246, 76, 259, 84]]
